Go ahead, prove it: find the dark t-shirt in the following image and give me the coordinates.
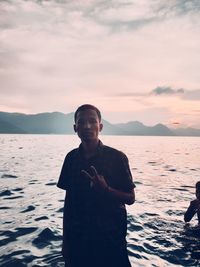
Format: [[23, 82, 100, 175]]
[[57, 140, 135, 236]]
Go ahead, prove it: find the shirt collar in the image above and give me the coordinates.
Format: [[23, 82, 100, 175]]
[[78, 139, 104, 157]]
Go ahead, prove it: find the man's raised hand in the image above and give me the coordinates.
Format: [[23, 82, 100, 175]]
[[81, 166, 109, 193]]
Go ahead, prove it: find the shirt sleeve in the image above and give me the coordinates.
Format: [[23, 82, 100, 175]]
[[117, 152, 136, 193], [57, 154, 70, 190]]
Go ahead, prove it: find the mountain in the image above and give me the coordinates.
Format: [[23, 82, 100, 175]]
[[116, 121, 146, 135], [101, 120, 128, 135], [147, 123, 175, 136], [0, 119, 26, 133], [0, 111, 74, 134], [115, 121, 174, 136], [172, 127, 200, 136], [0, 111, 200, 136]]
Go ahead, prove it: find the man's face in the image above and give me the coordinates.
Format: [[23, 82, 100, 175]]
[[74, 109, 103, 143]]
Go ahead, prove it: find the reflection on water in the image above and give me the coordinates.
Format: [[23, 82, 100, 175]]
[[0, 135, 200, 266]]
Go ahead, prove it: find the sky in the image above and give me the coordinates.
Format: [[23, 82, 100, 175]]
[[0, 0, 200, 128]]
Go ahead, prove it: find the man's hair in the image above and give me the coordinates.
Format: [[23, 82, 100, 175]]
[[74, 104, 101, 122], [196, 181, 200, 191]]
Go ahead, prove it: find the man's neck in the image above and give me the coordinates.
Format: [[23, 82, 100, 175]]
[[81, 139, 99, 158]]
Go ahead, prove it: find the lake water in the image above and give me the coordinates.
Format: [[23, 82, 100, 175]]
[[0, 134, 200, 267]]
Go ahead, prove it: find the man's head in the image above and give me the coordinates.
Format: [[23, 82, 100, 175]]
[[74, 104, 101, 123], [74, 104, 103, 143], [196, 181, 200, 200]]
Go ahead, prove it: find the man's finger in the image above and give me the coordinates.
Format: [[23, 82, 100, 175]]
[[90, 166, 98, 177], [81, 170, 94, 180]]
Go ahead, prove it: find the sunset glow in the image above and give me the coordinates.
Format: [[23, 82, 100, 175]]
[[0, 0, 200, 128]]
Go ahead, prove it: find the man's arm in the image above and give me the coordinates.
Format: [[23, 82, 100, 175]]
[[57, 154, 71, 190], [82, 166, 135, 205], [106, 186, 135, 205], [184, 200, 200, 222]]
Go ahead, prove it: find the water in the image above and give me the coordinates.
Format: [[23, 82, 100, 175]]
[[0, 134, 200, 266]]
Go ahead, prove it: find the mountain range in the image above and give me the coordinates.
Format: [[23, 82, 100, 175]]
[[0, 111, 200, 136]]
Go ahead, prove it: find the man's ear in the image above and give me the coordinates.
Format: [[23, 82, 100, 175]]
[[99, 123, 103, 132], [73, 124, 77, 133]]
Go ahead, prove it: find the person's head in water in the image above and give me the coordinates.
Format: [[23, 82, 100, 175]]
[[74, 104, 103, 143], [196, 181, 200, 200]]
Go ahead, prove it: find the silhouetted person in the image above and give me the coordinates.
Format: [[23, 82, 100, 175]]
[[57, 104, 136, 267], [184, 181, 200, 225]]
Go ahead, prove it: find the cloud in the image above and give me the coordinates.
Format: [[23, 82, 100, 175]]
[[157, 0, 200, 16], [151, 86, 184, 95], [111, 86, 200, 102], [88, 0, 200, 32], [2, 0, 199, 35], [151, 86, 200, 100]]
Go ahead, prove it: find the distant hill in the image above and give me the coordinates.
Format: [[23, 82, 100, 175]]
[[115, 121, 175, 136], [0, 119, 26, 133], [0, 111, 74, 134], [101, 120, 128, 135], [0, 111, 200, 136], [172, 127, 200, 136]]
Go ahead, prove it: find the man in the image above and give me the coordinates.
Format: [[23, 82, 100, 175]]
[[57, 104, 136, 267], [184, 181, 200, 224]]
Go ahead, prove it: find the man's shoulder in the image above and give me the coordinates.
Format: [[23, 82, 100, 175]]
[[64, 148, 79, 160], [190, 199, 199, 206], [102, 144, 127, 159]]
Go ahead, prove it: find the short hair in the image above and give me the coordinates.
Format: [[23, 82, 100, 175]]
[[74, 104, 101, 122], [196, 181, 200, 191]]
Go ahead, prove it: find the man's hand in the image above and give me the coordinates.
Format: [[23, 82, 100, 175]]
[[82, 166, 135, 205], [81, 166, 109, 193]]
